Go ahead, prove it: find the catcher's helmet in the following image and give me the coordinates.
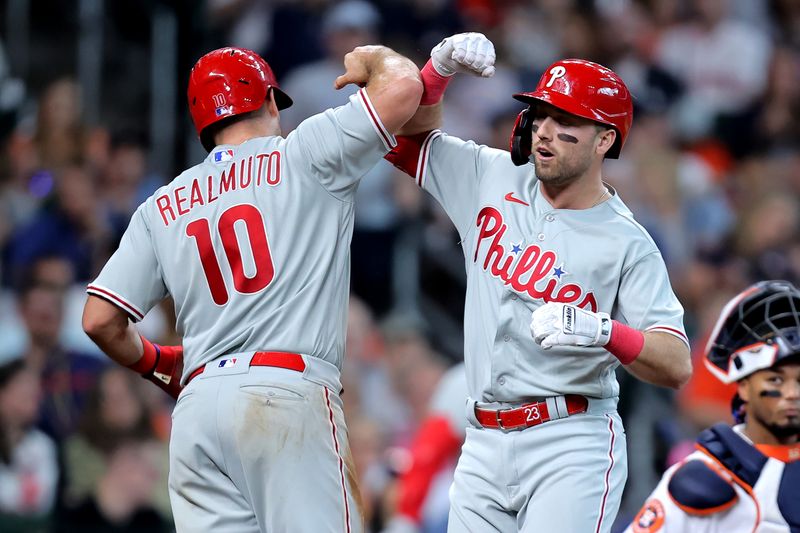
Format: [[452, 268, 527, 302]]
[[509, 59, 633, 165], [705, 280, 800, 384], [187, 47, 293, 151]]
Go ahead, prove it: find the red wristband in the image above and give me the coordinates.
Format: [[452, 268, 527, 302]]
[[605, 321, 645, 365], [127, 336, 159, 374], [420, 59, 453, 105]]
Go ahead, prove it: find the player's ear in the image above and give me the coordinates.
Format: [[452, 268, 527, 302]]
[[595, 128, 616, 157], [265, 88, 280, 117], [737, 378, 751, 403]]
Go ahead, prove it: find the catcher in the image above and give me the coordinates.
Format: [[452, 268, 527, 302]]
[[626, 280, 800, 532]]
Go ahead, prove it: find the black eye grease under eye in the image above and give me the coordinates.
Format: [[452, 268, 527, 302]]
[[557, 133, 578, 144], [760, 390, 783, 398]]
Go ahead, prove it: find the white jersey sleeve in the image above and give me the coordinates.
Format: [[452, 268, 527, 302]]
[[285, 88, 396, 200], [399, 131, 508, 238], [87, 205, 166, 321], [615, 251, 689, 347]]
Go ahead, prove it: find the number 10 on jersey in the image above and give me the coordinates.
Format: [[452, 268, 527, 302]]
[[186, 204, 275, 305]]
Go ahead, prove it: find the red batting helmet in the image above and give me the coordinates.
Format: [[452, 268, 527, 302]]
[[509, 59, 633, 165], [187, 47, 293, 151]]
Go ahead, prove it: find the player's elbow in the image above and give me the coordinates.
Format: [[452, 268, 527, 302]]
[[381, 77, 424, 133], [82, 296, 125, 343], [82, 309, 111, 342], [667, 350, 693, 389]]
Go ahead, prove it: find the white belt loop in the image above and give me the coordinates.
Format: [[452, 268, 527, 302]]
[[465, 397, 482, 428], [555, 395, 568, 418], [545, 397, 558, 419], [545, 396, 569, 419]]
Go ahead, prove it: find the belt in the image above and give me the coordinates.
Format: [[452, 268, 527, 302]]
[[186, 351, 305, 385], [474, 394, 588, 431]]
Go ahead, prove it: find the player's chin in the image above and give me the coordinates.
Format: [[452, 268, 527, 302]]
[[768, 418, 800, 438]]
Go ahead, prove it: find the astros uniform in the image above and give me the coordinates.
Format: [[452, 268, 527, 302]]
[[87, 88, 395, 533], [386, 131, 688, 532], [625, 424, 800, 533]]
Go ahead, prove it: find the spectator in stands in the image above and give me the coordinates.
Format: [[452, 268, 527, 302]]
[[383, 362, 467, 533], [97, 130, 162, 244], [5, 164, 112, 286], [0, 359, 58, 531], [15, 282, 106, 441], [62, 366, 170, 518], [654, 0, 772, 149], [55, 428, 169, 533]]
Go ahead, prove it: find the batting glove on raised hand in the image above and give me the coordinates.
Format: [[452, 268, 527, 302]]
[[430, 32, 496, 78], [530, 302, 612, 350]]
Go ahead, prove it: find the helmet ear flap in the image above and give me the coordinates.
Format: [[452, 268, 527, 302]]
[[510, 108, 533, 166]]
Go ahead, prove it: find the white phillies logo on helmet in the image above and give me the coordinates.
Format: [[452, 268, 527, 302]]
[[546, 66, 567, 88]]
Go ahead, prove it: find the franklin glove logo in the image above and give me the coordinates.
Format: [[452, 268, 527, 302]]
[[563, 305, 575, 334]]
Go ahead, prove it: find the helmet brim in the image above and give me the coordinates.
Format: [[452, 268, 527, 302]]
[[272, 87, 293, 110]]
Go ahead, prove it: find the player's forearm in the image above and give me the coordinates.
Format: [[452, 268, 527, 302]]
[[397, 103, 443, 136], [82, 295, 144, 366], [624, 332, 692, 389], [361, 46, 423, 133]]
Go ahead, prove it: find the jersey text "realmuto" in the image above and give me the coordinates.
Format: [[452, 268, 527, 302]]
[[156, 151, 281, 227]]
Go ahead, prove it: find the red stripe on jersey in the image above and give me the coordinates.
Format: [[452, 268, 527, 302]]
[[86, 285, 145, 321], [358, 89, 395, 150], [325, 388, 352, 532], [646, 326, 689, 346], [595, 414, 617, 533]]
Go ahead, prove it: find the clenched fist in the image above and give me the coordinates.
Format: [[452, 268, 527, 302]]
[[430, 32, 496, 78], [530, 302, 612, 350]]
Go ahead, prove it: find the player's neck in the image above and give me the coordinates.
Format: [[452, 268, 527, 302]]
[[743, 420, 799, 446], [215, 117, 281, 147], [539, 176, 607, 210]]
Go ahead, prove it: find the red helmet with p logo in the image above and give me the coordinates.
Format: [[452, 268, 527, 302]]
[[187, 47, 293, 151], [509, 59, 633, 165]]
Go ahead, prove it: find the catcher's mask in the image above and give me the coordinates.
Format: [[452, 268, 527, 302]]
[[705, 280, 800, 384], [187, 47, 293, 152], [509, 58, 633, 166]]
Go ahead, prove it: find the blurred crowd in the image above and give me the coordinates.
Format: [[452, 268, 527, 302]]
[[0, 0, 799, 531]]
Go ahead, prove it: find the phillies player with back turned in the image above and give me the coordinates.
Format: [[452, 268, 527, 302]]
[[81, 46, 422, 532], [385, 33, 692, 532]]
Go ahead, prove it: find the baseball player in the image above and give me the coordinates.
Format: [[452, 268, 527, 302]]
[[626, 280, 800, 533], [81, 46, 422, 532], [384, 33, 692, 532]]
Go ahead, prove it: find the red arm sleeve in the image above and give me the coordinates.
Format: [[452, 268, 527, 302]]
[[384, 132, 433, 181]]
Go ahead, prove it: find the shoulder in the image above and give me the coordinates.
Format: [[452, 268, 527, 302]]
[[666, 457, 738, 515], [697, 423, 767, 487], [602, 192, 663, 262]]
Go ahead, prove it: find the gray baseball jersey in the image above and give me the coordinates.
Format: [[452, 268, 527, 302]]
[[394, 130, 688, 402], [387, 129, 686, 532], [88, 88, 395, 383]]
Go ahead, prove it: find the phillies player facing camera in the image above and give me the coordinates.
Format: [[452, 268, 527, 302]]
[[385, 33, 692, 532], [82, 46, 422, 532], [627, 281, 800, 533]]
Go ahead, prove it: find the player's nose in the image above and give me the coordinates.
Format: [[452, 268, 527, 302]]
[[533, 117, 556, 141]]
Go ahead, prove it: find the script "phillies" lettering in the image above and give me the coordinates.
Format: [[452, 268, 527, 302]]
[[474, 206, 598, 311]]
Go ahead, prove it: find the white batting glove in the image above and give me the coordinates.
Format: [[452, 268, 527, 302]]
[[430, 32, 496, 78], [530, 302, 612, 350]]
